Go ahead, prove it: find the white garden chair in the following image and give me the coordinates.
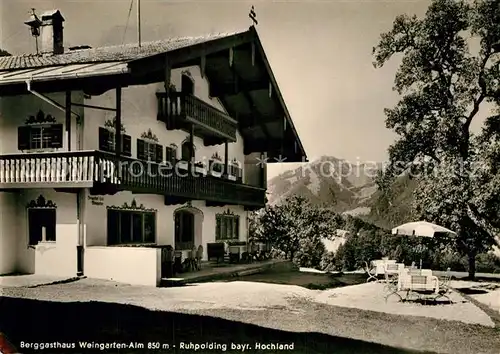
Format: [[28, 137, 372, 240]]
[[364, 261, 377, 282]]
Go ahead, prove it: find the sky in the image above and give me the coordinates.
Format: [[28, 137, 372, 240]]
[[0, 0, 487, 178]]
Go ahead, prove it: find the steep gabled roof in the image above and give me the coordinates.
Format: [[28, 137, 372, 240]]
[[0, 30, 245, 71], [0, 26, 307, 162]]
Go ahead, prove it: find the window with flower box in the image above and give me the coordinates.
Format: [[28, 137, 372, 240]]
[[98, 127, 132, 156], [215, 212, 240, 241]]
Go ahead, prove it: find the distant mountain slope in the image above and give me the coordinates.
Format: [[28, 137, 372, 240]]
[[267, 156, 415, 229]]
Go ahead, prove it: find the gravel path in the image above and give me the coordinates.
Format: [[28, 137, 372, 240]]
[[1, 278, 499, 354], [313, 282, 494, 327]]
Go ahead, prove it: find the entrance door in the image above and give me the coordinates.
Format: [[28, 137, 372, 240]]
[[174, 211, 194, 249]]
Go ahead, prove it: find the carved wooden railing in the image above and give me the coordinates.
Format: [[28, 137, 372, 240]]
[[0, 150, 266, 208], [0, 150, 115, 184], [108, 152, 265, 207], [157, 92, 238, 141]]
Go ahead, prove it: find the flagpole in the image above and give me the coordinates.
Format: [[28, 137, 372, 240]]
[[137, 0, 141, 47]]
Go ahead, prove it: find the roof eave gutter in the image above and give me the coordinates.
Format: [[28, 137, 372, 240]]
[[25, 80, 80, 119]]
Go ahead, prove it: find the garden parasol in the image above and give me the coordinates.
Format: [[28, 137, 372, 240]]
[[391, 221, 457, 269]]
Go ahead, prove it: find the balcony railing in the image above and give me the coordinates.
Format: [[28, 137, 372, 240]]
[[0, 150, 117, 187], [112, 153, 264, 207], [157, 92, 237, 142], [0, 151, 265, 208]]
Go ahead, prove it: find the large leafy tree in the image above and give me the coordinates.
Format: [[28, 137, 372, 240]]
[[373, 0, 500, 279], [254, 195, 336, 267]]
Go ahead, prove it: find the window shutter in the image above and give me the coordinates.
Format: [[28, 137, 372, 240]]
[[122, 134, 132, 156], [49, 124, 63, 148], [98, 127, 110, 152], [235, 217, 240, 239], [18, 126, 31, 150], [157, 95, 164, 122], [165, 147, 173, 163], [137, 139, 146, 160], [155, 144, 163, 163], [167, 147, 178, 163], [215, 215, 221, 240]]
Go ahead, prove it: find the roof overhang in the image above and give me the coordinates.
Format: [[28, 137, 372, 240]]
[[0, 27, 307, 162], [127, 27, 306, 162]]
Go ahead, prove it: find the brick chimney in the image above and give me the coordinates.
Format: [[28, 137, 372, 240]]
[[40, 10, 64, 55]]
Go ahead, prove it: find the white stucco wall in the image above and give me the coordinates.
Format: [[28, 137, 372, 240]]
[[0, 192, 19, 274], [18, 189, 79, 276], [84, 246, 160, 286], [0, 92, 84, 154], [0, 64, 258, 280], [82, 65, 247, 174], [83, 189, 248, 258], [0, 189, 79, 276]]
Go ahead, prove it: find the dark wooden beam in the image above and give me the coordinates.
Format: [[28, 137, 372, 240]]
[[189, 124, 195, 163], [253, 36, 307, 162], [165, 195, 191, 205], [224, 141, 229, 176], [54, 188, 80, 194], [241, 87, 273, 138], [65, 91, 71, 151], [209, 78, 268, 97], [228, 48, 273, 140], [70, 102, 117, 112], [239, 113, 280, 130], [203, 137, 225, 146], [128, 30, 255, 76], [115, 87, 122, 156], [83, 86, 115, 96], [243, 139, 283, 155], [242, 138, 301, 162]]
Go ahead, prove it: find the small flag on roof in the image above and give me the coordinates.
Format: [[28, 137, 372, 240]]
[[249, 5, 258, 25]]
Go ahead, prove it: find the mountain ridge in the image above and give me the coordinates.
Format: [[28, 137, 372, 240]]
[[267, 156, 415, 229]]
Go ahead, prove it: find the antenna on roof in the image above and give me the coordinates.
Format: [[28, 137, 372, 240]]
[[249, 5, 258, 26], [137, 0, 141, 47], [24, 8, 42, 55]]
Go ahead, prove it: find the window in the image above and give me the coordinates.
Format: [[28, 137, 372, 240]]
[[18, 124, 63, 151], [98, 127, 132, 156], [174, 211, 195, 249], [181, 141, 194, 161], [228, 163, 242, 181], [137, 139, 163, 163], [107, 209, 156, 245], [215, 214, 240, 241], [28, 208, 56, 245], [165, 145, 177, 165], [209, 159, 224, 173]]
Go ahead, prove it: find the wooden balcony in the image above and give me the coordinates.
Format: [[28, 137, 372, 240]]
[[0, 150, 105, 189], [157, 92, 237, 143], [0, 151, 266, 208]]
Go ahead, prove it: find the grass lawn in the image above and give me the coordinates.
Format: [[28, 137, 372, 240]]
[[232, 270, 366, 290], [1, 276, 499, 354], [0, 296, 431, 354]]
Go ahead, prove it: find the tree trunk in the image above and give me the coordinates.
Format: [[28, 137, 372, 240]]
[[467, 253, 476, 280]]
